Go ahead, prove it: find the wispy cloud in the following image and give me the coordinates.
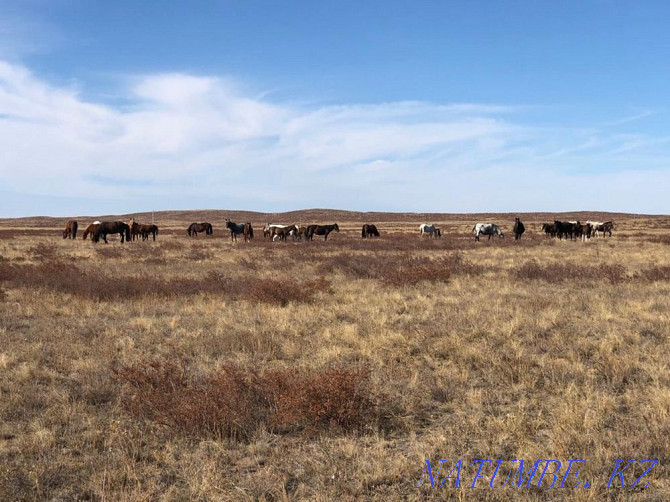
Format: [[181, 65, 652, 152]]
[[0, 60, 668, 216]]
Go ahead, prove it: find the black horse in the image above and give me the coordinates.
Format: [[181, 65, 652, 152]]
[[554, 221, 579, 240], [225, 219, 253, 242], [513, 217, 525, 240], [92, 221, 131, 243], [361, 224, 380, 238], [306, 223, 339, 241], [187, 222, 213, 237], [139, 224, 159, 241]]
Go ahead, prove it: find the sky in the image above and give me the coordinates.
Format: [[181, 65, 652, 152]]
[[1, 0, 669, 217]]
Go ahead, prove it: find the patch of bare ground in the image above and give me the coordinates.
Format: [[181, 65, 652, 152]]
[[0, 211, 668, 500]]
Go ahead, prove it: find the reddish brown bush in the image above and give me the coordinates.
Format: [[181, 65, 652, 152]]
[[636, 266, 670, 282], [29, 243, 58, 261], [112, 358, 387, 440], [0, 261, 329, 305], [264, 364, 378, 433], [515, 261, 627, 284], [323, 253, 467, 286]]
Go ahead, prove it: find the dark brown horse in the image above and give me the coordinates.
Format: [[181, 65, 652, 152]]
[[92, 221, 131, 243], [225, 219, 253, 242], [82, 222, 101, 240], [138, 224, 159, 241], [62, 220, 78, 239], [361, 224, 380, 238], [306, 223, 339, 241], [513, 217, 525, 240], [187, 222, 213, 237]]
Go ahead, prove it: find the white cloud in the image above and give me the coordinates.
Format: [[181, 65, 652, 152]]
[[0, 60, 668, 217]]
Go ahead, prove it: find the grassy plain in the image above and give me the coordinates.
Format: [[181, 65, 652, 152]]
[[0, 210, 668, 501]]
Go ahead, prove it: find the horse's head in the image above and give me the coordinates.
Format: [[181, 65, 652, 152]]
[[334, 224, 340, 232]]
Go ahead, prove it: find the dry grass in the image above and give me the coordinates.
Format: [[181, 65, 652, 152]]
[[0, 211, 669, 500]]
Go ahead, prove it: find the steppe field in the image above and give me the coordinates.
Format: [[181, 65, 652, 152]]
[[0, 209, 668, 501]]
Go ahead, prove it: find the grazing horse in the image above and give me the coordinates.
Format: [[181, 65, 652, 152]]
[[473, 223, 504, 241], [82, 222, 101, 240], [92, 221, 131, 244], [187, 222, 213, 237], [138, 224, 159, 241], [306, 223, 339, 241], [513, 217, 525, 240], [361, 224, 380, 238], [265, 224, 290, 240], [419, 224, 440, 238], [62, 220, 78, 239], [225, 219, 253, 242], [271, 224, 298, 242]]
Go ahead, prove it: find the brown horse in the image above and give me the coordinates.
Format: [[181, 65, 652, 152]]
[[62, 220, 78, 239], [306, 223, 339, 241], [92, 221, 131, 243], [128, 218, 140, 241], [138, 224, 159, 241], [188, 222, 213, 237], [82, 222, 101, 240], [271, 224, 298, 242]]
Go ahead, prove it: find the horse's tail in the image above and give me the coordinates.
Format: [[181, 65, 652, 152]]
[[362, 226, 366, 238], [247, 223, 253, 239]]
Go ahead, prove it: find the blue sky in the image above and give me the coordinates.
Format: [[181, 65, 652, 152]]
[[1, 1, 669, 216]]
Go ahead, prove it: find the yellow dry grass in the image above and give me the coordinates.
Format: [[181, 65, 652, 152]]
[[0, 212, 668, 500]]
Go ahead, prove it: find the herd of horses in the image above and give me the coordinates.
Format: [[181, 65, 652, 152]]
[[541, 220, 614, 241], [61, 216, 615, 244]]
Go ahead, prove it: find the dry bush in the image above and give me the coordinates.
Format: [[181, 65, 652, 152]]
[[636, 265, 670, 282], [187, 246, 212, 261], [95, 247, 124, 258], [158, 240, 185, 251], [323, 253, 466, 286], [113, 358, 386, 440], [647, 235, 670, 245], [29, 243, 59, 261], [265, 364, 382, 433], [0, 261, 328, 305], [515, 261, 627, 284]]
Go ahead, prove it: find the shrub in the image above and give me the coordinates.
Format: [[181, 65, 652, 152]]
[[515, 261, 627, 284], [112, 358, 387, 440], [323, 253, 467, 286], [636, 266, 670, 282], [0, 261, 329, 305]]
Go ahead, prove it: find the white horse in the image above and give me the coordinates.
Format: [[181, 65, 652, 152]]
[[420, 224, 439, 238], [473, 223, 504, 241]]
